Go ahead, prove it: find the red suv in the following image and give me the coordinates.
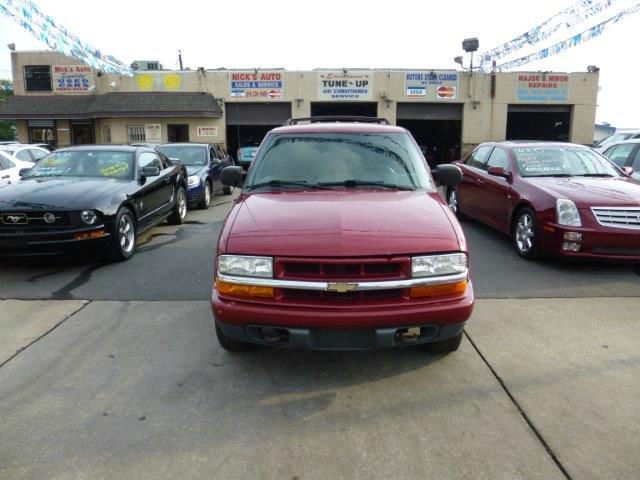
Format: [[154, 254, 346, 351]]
[[211, 117, 473, 352]]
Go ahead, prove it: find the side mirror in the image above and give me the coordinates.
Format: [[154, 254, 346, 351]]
[[487, 166, 511, 180], [621, 166, 634, 176], [221, 166, 245, 188], [18, 168, 30, 177], [431, 164, 462, 187], [140, 166, 160, 178]]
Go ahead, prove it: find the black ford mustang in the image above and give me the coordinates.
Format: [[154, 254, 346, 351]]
[[0, 145, 188, 261]]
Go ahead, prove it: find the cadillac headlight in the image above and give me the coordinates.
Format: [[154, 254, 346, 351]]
[[556, 199, 581, 226], [411, 253, 467, 277], [188, 175, 201, 187], [218, 255, 273, 278], [80, 209, 98, 225]]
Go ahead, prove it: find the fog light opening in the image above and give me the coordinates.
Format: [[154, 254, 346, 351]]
[[396, 327, 422, 343], [562, 241, 581, 252], [261, 327, 289, 344], [564, 232, 582, 242]]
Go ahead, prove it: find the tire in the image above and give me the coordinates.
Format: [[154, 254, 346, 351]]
[[223, 184, 234, 196], [198, 181, 212, 210], [106, 207, 136, 262], [512, 207, 540, 260], [216, 323, 254, 352], [446, 187, 463, 219], [168, 186, 188, 225], [425, 331, 463, 354]]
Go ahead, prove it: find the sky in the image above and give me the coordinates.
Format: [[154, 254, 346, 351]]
[[0, 0, 639, 127]]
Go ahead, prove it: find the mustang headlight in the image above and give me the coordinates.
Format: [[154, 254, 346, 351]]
[[411, 253, 467, 278], [80, 209, 98, 225], [188, 175, 201, 187], [556, 199, 581, 226], [217, 255, 273, 278]]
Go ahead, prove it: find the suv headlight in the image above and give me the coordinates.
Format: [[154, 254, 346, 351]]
[[556, 199, 581, 226], [188, 175, 201, 187], [80, 209, 98, 225], [218, 255, 273, 278], [411, 253, 467, 277]]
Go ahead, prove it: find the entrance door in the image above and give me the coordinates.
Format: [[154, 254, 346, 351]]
[[71, 123, 94, 145], [168, 124, 190, 142]]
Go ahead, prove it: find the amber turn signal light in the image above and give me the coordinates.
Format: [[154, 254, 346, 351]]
[[409, 280, 467, 298], [73, 230, 106, 240], [216, 280, 275, 299]]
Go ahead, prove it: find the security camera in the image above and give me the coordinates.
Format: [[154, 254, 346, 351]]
[[109, 81, 117, 88], [7, 43, 16, 51]]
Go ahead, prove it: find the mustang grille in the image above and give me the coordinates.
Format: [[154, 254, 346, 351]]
[[0, 211, 72, 229], [591, 207, 640, 230]]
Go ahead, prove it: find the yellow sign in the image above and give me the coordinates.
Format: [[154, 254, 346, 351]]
[[135, 74, 154, 91], [163, 73, 182, 91], [135, 72, 185, 91]]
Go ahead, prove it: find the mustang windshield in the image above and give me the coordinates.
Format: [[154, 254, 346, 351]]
[[156, 146, 207, 166], [24, 151, 134, 179], [246, 133, 434, 191], [513, 147, 621, 178]]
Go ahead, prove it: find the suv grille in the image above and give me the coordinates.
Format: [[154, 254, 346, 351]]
[[591, 207, 640, 230], [277, 257, 409, 281]]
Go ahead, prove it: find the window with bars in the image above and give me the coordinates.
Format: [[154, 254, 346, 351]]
[[127, 125, 145, 143], [24, 65, 52, 92]]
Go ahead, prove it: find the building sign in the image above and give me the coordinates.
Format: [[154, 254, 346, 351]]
[[516, 74, 569, 102], [317, 71, 372, 101], [197, 126, 218, 137], [144, 124, 162, 143], [135, 72, 185, 91], [230, 71, 284, 99], [404, 71, 459, 100], [52, 65, 93, 93]]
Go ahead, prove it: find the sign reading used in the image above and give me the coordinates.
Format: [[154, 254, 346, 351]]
[[197, 126, 218, 137], [230, 71, 284, 99], [52, 65, 93, 93], [404, 71, 459, 100], [318, 71, 372, 101], [516, 74, 569, 102]]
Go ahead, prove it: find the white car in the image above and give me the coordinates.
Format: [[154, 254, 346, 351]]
[[0, 150, 35, 187], [0, 144, 50, 163], [594, 130, 640, 152], [598, 139, 640, 179]]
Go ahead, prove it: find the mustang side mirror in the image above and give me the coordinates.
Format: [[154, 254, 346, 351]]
[[621, 166, 634, 176], [18, 168, 30, 177], [221, 166, 245, 188], [140, 166, 160, 178], [487, 166, 511, 180], [431, 164, 462, 187]]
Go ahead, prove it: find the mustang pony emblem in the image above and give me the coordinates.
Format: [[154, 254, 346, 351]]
[[326, 282, 358, 293], [2, 213, 28, 224]]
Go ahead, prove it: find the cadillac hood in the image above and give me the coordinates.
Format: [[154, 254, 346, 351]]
[[527, 176, 640, 208], [223, 190, 463, 257]]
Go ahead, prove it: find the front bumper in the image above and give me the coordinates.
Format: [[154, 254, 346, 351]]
[[542, 223, 640, 261], [0, 225, 111, 256], [187, 182, 205, 204]]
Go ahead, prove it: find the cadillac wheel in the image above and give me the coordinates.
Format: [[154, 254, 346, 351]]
[[513, 208, 539, 260], [108, 207, 136, 261]]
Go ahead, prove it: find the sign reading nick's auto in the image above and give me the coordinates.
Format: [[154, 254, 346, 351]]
[[230, 71, 284, 99], [52, 65, 93, 93]]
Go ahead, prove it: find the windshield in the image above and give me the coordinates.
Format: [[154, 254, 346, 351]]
[[596, 132, 633, 147], [246, 132, 433, 191], [513, 147, 621, 178], [24, 150, 134, 179], [156, 146, 207, 166]]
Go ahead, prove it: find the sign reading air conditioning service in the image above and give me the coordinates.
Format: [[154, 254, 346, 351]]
[[318, 71, 372, 101], [197, 126, 218, 137], [404, 71, 459, 100], [230, 71, 284, 99], [52, 65, 93, 93], [135, 72, 186, 91], [516, 74, 569, 102], [144, 124, 162, 143]]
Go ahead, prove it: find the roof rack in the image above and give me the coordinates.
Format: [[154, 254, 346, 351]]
[[285, 116, 389, 126]]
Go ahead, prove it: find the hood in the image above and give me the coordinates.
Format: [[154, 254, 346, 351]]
[[225, 190, 461, 257], [0, 177, 127, 210], [186, 166, 206, 176], [526, 176, 640, 208]]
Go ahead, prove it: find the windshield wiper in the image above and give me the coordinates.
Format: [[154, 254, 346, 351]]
[[318, 180, 415, 191], [528, 174, 573, 178], [246, 179, 329, 191], [577, 173, 614, 177]]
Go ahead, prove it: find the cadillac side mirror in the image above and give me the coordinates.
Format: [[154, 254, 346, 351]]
[[487, 166, 511, 180], [140, 166, 160, 178], [18, 168, 30, 177], [621, 166, 634, 176], [221, 166, 245, 188], [431, 164, 462, 187]]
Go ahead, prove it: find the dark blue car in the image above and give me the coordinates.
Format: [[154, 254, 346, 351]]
[[156, 143, 235, 209]]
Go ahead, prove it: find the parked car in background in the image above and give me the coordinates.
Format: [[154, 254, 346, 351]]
[[237, 145, 259, 169], [212, 117, 472, 353], [30, 143, 56, 152], [599, 139, 640, 179], [156, 143, 235, 209], [0, 145, 187, 260], [449, 141, 640, 260], [594, 130, 640, 151], [0, 144, 50, 163], [0, 150, 34, 187]]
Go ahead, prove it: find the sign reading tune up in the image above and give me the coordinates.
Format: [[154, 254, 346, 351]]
[[230, 71, 284, 99], [317, 71, 373, 101], [404, 71, 459, 101]]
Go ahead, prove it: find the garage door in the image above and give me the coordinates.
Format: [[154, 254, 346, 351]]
[[225, 103, 292, 125], [396, 103, 462, 121], [506, 104, 572, 142]]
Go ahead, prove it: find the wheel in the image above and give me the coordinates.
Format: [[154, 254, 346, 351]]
[[223, 184, 234, 195], [168, 186, 188, 225], [425, 331, 463, 354], [216, 323, 254, 352], [198, 181, 212, 210], [446, 187, 463, 218], [106, 207, 136, 261], [512, 207, 540, 260]]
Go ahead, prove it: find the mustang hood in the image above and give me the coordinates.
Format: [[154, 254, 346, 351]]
[[225, 190, 462, 257], [0, 177, 129, 210], [527, 177, 640, 208]]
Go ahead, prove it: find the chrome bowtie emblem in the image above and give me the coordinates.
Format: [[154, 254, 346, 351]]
[[326, 282, 358, 293], [43, 213, 56, 224]]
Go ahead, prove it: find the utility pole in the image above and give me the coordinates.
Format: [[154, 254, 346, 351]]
[[178, 50, 184, 70]]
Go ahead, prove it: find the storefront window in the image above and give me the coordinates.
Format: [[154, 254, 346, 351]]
[[28, 123, 57, 148], [24, 65, 52, 92]]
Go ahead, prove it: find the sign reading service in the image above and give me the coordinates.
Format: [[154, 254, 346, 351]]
[[317, 71, 372, 101]]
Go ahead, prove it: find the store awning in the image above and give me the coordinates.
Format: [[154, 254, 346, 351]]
[[0, 92, 223, 120]]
